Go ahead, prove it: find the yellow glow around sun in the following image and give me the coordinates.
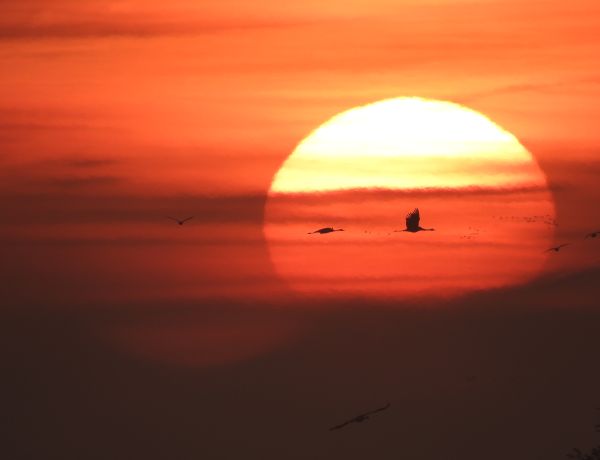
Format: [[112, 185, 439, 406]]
[[270, 98, 544, 193]]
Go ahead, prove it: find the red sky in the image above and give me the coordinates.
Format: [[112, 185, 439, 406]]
[[2, 2, 600, 459]]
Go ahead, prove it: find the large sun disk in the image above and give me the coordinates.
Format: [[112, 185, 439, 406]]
[[265, 97, 555, 299], [270, 97, 545, 193]]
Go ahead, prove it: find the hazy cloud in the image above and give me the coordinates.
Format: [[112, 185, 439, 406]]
[[457, 75, 600, 104], [44, 175, 123, 189], [0, 192, 267, 225], [58, 157, 119, 168]]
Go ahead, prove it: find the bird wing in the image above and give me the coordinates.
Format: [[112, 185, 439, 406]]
[[405, 208, 420, 231], [166, 216, 179, 222], [181, 216, 194, 223], [362, 403, 391, 417], [559, 243, 569, 248], [329, 420, 351, 431], [317, 227, 333, 233]]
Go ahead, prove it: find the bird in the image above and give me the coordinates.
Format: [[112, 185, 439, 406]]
[[329, 403, 390, 431], [396, 208, 435, 233], [585, 231, 600, 239], [460, 227, 480, 240], [167, 216, 194, 226], [308, 227, 344, 234], [545, 243, 569, 253]]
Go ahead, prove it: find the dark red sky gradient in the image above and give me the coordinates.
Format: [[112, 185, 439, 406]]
[[1, 1, 600, 459]]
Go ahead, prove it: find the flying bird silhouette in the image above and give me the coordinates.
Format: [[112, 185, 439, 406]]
[[396, 208, 435, 233], [167, 216, 194, 226], [585, 231, 600, 239], [329, 403, 390, 431], [545, 243, 569, 253], [308, 227, 344, 234]]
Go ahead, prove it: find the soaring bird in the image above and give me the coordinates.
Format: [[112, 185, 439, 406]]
[[308, 227, 344, 234], [397, 208, 435, 233], [545, 243, 569, 253], [329, 403, 390, 431], [167, 216, 194, 226], [585, 231, 600, 239]]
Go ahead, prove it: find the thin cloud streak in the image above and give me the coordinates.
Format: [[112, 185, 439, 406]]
[[269, 184, 558, 201], [0, 192, 267, 225], [457, 76, 600, 104], [44, 175, 123, 189], [0, 14, 319, 40], [0, 184, 560, 226]]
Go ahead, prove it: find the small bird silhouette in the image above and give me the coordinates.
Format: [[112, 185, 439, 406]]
[[308, 227, 344, 234], [396, 208, 435, 233], [460, 227, 481, 240], [545, 243, 569, 253], [329, 403, 390, 431], [167, 216, 194, 226], [585, 231, 600, 239]]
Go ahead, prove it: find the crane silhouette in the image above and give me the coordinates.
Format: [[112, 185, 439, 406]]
[[329, 403, 390, 431], [545, 243, 569, 253], [396, 208, 435, 233], [308, 227, 344, 234], [167, 216, 194, 226], [585, 231, 600, 239]]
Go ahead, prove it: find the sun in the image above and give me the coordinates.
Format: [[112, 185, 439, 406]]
[[264, 97, 555, 298], [270, 98, 543, 193]]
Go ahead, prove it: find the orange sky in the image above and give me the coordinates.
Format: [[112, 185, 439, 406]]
[[2, 2, 600, 459], [2, 0, 599, 301], [2, 1, 600, 191]]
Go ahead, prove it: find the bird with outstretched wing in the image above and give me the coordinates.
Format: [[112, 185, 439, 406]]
[[308, 227, 344, 234], [545, 243, 569, 253], [395, 208, 434, 233], [167, 216, 194, 226], [406, 208, 420, 232], [329, 403, 390, 431]]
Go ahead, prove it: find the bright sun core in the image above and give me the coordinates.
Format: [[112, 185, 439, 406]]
[[270, 97, 543, 193]]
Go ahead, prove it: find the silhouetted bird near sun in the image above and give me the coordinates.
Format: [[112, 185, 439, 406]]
[[545, 243, 569, 253], [396, 208, 435, 233], [308, 227, 344, 234], [585, 231, 600, 239], [167, 216, 194, 226], [329, 403, 390, 431]]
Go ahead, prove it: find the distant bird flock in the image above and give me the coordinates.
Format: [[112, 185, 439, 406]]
[[305, 207, 597, 255], [166, 207, 598, 254], [162, 207, 597, 434]]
